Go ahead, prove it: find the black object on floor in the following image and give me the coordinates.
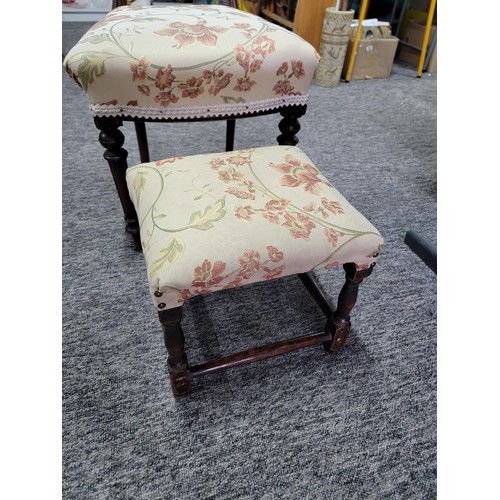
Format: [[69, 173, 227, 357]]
[[404, 229, 437, 274]]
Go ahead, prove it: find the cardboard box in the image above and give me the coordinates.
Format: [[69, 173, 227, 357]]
[[398, 20, 437, 73], [342, 36, 399, 80], [398, 7, 437, 44], [349, 24, 392, 41]]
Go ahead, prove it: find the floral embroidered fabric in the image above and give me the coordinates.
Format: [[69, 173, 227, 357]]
[[126, 145, 384, 310], [63, 5, 320, 119]]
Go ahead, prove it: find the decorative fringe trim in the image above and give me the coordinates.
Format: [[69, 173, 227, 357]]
[[90, 95, 309, 119]]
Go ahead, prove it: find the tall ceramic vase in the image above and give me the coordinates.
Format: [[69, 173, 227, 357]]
[[314, 9, 355, 87]]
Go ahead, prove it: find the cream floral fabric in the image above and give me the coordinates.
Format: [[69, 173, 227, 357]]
[[126, 145, 384, 311], [63, 5, 319, 119]]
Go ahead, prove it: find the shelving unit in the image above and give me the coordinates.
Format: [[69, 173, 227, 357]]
[[261, 0, 297, 30]]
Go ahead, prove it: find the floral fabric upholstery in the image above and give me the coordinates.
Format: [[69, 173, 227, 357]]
[[126, 145, 384, 311], [63, 5, 319, 119]]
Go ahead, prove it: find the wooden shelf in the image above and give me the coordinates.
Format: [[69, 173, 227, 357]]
[[261, 1, 296, 30], [261, 7, 294, 30]]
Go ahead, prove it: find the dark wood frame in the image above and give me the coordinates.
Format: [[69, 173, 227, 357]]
[[158, 264, 375, 396]]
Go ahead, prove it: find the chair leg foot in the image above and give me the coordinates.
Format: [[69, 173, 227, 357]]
[[168, 371, 193, 397], [159, 306, 192, 397], [324, 263, 375, 354], [325, 317, 352, 354]]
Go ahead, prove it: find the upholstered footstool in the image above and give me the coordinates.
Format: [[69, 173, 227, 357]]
[[126, 145, 383, 396], [63, 4, 319, 250]]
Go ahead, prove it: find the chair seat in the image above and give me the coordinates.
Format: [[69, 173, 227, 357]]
[[126, 145, 384, 311], [63, 4, 319, 120]]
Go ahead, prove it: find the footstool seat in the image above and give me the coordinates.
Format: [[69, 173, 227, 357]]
[[126, 145, 383, 310], [126, 145, 383, 396], [63, 4, 319, 119]]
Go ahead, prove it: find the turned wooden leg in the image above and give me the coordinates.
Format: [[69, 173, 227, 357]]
[[277, 104, 307, 146], [226, 119, 236, 152], [325, 263, 375, 353], [158, 306, 192, 397], [134, 120, 150, 163], [94, 116, 141, 251]]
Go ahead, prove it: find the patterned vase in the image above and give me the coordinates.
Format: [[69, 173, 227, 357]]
[[314, 9, 355, 87]]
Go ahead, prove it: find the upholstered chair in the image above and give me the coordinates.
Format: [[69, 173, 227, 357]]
[[63, 3, 319, 250]]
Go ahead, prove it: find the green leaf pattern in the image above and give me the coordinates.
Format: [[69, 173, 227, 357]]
[[186, 199, 226, 230], [76, 54, 107, 91], [149, 238, 185, 277]]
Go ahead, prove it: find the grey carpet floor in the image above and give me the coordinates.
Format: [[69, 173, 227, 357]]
[[62, 22, 437, 499]]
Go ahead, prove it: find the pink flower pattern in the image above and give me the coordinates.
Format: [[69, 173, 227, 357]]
[[226, 187, 256, 200], [276, 62, 288, 76], [261, 211, 280, 224], [265, 198, 289, 211], [218, 168, 245, 184], [209, 71, 233, 96], [127, 146, 382, 310], [272, 155, 329, 195], [182, 245, 287, 299], [324, 228, 344, 247], [155, 21, 228, 49], [178, 77, 204, 99], [155, 66, 175, 90], [321, 197, 344, 215], [282, 212, 316, 240], [252, 36, 276, 57], [65, 6, 315, 110], [202, 150, 349, 248], [290, 60, 305, 79], [234, 77, 256, 92], [266, 245, 284, 262], [154, 156, 184, 166], [263, 264, 285, 280], [125, 22, 307, 106], [154, 91, 179, 107], [234, 206, 255, 220], [191, 259, 227, 289], [238, 250, 261, 279], [138, 85, 151, 96], [304, 198, 343, 219], [130, 56, 149, 81], [273, 80, 295, 96]]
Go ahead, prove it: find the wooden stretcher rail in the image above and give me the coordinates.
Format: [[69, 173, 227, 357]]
[[191, 331, 331, 376]]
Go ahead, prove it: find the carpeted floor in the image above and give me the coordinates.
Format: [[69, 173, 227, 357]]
[[62, 21, 437, 499]]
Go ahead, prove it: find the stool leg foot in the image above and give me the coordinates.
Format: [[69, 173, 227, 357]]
[[324, 263, 375, 353], [159, 307, 192, 397], [277, 105, 307, 146], [94, 116, 141, 251]]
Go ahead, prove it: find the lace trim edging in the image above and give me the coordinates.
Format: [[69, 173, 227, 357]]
[[90, 95, 310, 119]]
